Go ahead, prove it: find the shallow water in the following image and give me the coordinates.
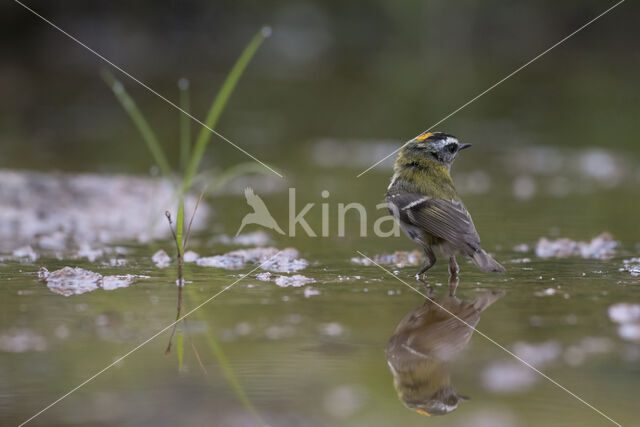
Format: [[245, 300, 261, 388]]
[[4, 2, 640, 424], [2, 161, 640, 426]]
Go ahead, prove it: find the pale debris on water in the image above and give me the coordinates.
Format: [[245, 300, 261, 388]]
[[212, 231, 272, 246], [323, 385, 366, 419], [197, 247, 308, 273], [563, 337, 614, 366], [102, 274, 148, 291], [0, 329, 47, 353], [312, 137, 398, 169], [43, 266, 101, 295], [304, 287, 321, 298], [12, 245, 39, 261], [484, 337, 613, 389], [40, 266, 148, 296], [608, 303, 640, 324], [620, 258, 640, 277], [534, 232, 617, 260], [481, 362, 537, 393], [617, 324, 640, 342], [534, 288, 557, 297], [274, 274, 316, 288], [256, 272, 272, 281], [482, 340, 561, 393], [350, 250, 423, 268], [513, 243, 530, 253], [265, 324, 296, 340], [320, 322, 346, 337], [512, 175, 537, 200], [0, 169, 210, 252], [608, 303, 640, 341], [183, 250, 200, 263], [108, 258, 127, 267], [76, 243, 104, 262], [512, 340, 562, 366], [152, 249, 171, 268]]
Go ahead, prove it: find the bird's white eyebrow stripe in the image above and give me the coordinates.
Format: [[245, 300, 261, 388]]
[[402, 196, 431, 210]]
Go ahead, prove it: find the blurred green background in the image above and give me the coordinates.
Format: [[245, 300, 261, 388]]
[[2, 0, 639, 174], [2, 2, 640, 427]]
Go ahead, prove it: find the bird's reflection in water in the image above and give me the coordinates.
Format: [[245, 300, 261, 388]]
[[386, 276, 505, 416]]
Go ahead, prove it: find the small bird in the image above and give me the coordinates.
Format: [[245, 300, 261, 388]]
[[386, 277, 505, 416], [386, 131, 505, 277]]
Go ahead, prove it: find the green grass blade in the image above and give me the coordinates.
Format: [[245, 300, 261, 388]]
[[202, 329, 261, 420], [182, 28, 270, 193], [184, 287, 262, 423], [178, 78, 191, 173], [101, 70, 173, 179], [176, 330, 184, 371]]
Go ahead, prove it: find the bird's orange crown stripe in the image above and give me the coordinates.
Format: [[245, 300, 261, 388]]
[[415, 132, 434, 141]]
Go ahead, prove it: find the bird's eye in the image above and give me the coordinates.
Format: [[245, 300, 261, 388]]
[[446, 143, 457, 153]]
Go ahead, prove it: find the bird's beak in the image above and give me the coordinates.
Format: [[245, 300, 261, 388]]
[[459, 143, 472, 150]]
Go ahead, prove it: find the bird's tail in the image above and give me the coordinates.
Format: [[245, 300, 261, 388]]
[[472, 250, 506, 274]]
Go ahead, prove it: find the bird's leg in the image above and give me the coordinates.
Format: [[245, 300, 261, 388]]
[[416, 248, 436, 279], [448, 256, 459, 277], [448, 275, 459, 297]]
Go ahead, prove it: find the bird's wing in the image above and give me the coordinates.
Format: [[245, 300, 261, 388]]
[[387, 191, 481, 254]]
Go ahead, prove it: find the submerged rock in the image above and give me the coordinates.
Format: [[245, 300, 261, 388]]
[[40, 266, 147, 296], [196, 247, 308, 273], [534, 232, 617, 260], [350, 250, 423, 268]]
